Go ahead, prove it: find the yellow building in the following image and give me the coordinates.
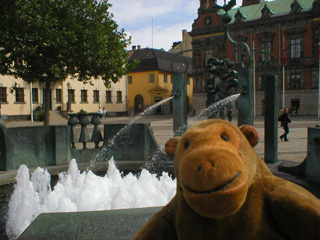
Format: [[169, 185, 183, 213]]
[[127, 48, 193, 115]]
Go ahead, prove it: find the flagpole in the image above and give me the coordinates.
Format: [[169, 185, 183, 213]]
[[282, 35, 285, 109], [152, 17, 154, 49], [318, 57, 320, 118], [251, 29, 256, 117], [278, 24, 281, 108], [30, 82, 33, 123], [282, 68, 285, 109], [318, 38, 320, 118], [253, 41, 256, 117]]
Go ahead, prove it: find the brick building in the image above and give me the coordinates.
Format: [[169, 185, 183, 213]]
[[190, 0, 320, 116]]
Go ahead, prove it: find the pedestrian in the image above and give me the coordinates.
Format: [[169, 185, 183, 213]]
[[279, 108, 291, 142], [103, 107, 107, 118], [97, 107, 103, 117]]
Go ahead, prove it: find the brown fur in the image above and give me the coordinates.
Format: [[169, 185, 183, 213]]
[[134, 119, 320, 240]]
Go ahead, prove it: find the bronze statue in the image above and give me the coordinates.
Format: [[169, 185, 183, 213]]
[[207, 58, 238, 121]]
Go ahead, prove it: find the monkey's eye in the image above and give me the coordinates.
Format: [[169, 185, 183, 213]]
[[221, 134, 229, 141], [184, 140, 190, 149]]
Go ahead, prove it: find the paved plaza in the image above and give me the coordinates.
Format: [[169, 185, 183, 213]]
[[148, 115, 319, 164]]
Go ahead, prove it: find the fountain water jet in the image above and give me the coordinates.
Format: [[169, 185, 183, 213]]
[[88, 96, 174, 171], [196, 93, 240, 120], [109, 96, 173, 146]]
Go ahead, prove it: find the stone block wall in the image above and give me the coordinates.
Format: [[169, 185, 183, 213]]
[[194, 90, 319, 117], [1, 125, 70, 171]]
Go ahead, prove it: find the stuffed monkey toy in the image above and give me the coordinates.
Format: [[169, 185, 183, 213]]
[[134, 119, 320, 240]]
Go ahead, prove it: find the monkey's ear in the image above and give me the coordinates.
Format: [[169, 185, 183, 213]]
[[164, 137, 181, 158], [239, 125, 259, 148]]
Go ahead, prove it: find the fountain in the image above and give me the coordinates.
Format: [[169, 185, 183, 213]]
[[1, 73, 245, 239], [1, 93, 181, 239], [6, 159, 176, 239]]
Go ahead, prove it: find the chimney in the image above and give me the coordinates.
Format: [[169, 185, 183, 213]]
[[132, 45, 137, 51], [182, 29, 188, 42]]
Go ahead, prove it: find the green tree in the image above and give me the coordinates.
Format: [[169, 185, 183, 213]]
[[0, 0, 132, 125]]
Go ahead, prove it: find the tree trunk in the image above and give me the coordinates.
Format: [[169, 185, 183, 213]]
[[44, 80, 51, 125]]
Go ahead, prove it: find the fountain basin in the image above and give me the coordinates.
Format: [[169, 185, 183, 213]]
[[18, 207, 162, 240], [0, 121, 172, 173]]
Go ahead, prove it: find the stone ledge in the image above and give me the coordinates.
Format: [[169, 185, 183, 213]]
[[18, 207, 162, 240]]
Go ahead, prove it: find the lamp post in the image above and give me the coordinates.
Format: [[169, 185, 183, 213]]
[[67, 82, 71, 111]]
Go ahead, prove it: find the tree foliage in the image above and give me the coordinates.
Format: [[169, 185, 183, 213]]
[[0, 0, 132, 124]]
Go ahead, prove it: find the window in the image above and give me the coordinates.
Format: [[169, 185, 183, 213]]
[[0, 87, 7, 103], [256, 32, 275, 63], [290, 38, 301, 58], [312, 72, 319, 89], [117, 91, 122, 103], [32, 88, 38, 103], [68, 89, 75, 103], [291, 99, 300, 113], [93, 90, 99, 103], [15, 88, 24, 103], [261, 41, 271, 61], [56, 89, 62, 103], [80, 90, 88, 102], [164, 74, 168, 83], [128, 76, 132, 84], [148, 74, 155, 83], [290, 73, 301, 90], [106, 90, 112, 103]]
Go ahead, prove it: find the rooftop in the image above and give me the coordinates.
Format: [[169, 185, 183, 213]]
[[129, 48, 193, 75], [227, 0, 315, 24]]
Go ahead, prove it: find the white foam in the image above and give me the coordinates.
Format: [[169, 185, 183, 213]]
[[5, 158, 176, 240]]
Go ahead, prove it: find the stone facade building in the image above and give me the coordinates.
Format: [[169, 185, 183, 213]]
[[0, 75, 127, 121], [191, 0, 320, 116]]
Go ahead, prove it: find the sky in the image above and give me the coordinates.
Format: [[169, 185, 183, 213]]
[[108, 0, 245, 51]]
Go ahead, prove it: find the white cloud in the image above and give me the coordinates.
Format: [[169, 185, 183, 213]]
[[109, 0, 198, 50], [109, 0, 260, 51], [109, 0, 189, 26], [153, 22, 193, 50]]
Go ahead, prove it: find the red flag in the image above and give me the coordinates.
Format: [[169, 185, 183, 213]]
[[282, 46, 287, 67]]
